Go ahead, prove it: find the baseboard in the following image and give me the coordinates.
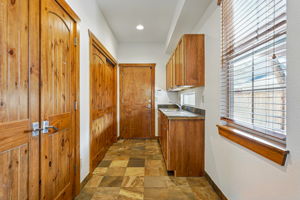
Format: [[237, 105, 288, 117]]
[[204, 171, 229, 200], [80, 173, 92, 189]]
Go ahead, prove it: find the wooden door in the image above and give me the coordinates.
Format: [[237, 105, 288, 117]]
[[90, 33, 117, 171], [0, 0, 40, 199], [40, 0, 78, 199], [120, 64, 155, 139]]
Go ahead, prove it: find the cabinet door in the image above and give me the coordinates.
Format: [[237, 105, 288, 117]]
[[159, 113, 168, 161], [175, 40, 184, 86], [183, 35, 205, 86], [171, 53, 176, 89], [166, 61, 171, 90], [158, 111, 162, 145], [162, 115, 168, 161]]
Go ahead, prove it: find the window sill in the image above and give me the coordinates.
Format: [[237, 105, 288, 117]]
[[217, 125, 289, 166]]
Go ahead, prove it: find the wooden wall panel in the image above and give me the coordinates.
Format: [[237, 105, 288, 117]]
[[89, 33, 117, 172]]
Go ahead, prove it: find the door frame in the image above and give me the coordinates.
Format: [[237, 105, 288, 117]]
[[43, 0, 81, 196], [119, 63, 156, 139], [88, 30, 118, 172]]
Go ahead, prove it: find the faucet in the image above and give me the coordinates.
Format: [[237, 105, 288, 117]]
[[174, 103, 183, 111]]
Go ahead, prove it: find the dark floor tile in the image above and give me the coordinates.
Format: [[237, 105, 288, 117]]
[[127, 158, 145, 167], [75, 188, 97, 200], [98, 160, 112, 167], [99, 176, 124, 187]]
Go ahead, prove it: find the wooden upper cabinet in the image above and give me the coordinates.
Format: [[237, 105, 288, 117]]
[[175, 40, 184, 86], [166, 34, 205, 91], [171, 53, 176, 88], [166, 60, 172, 90]]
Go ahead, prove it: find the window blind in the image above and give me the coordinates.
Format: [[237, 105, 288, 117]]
[[220, 0, 287, 139]]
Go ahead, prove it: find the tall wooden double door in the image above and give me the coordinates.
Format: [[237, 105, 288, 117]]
[[0, 0, 79, 199], [89, 32, 117, 172]]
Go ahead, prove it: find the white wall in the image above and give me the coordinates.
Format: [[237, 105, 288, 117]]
[[117, 43, 178, 136], [179, 1, 300, 199], [65, 0, 119, 182]]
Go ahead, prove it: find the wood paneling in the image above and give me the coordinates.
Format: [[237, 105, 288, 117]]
[[41, 0, 78, 199], [217, 125, 289, 166], [158, 111, 205, 177], [89, 32, 117, 172], [119, 64, 156, 139], [0, 0, 39, 199]]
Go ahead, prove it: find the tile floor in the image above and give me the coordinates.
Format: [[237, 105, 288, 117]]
[[76, 139, 220, 200]]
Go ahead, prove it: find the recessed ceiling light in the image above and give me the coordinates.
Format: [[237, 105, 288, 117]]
[[136, 24, 144, 30]]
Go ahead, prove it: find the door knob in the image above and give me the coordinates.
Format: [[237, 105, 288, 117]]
[[146, 104, 152, 109]]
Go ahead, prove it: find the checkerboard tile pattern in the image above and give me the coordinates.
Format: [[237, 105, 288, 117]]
[[76, 139, 220, 200]]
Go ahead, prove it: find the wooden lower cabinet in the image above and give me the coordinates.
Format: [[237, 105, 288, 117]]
[[158, 111, 205, 177]]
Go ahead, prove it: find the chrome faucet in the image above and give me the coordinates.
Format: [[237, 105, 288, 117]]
[[174, 103, 182, 111]]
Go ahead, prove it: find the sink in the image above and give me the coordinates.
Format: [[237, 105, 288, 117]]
[[160, 109, 199, 117], [159, 109, 180, 112]]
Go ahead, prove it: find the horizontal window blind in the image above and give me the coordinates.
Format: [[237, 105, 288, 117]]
[[220, 0, 287, 139]]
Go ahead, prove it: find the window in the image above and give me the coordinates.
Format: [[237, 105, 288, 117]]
[[220, 0, 287, 140], [181, 92, 196, 106]]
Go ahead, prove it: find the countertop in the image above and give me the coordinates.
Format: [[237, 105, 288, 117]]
[[159, 108, 205, 120]]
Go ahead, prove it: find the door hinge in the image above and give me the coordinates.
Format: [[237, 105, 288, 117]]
[[74, 37, 78, 46], [74, 101, 78, 111]]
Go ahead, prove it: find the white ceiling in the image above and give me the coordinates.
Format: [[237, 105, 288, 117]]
[[97, 0, 179, 43]]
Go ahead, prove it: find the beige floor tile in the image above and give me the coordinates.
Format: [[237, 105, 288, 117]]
[[124, 167, 145, 176], [191, 186, 220, 200], [121, 176, 144, 187], [187, 177, 210, 187], [85, 175, 103, 187], [145, 167, 167, 176], [146, 160, 165, 168], [92, 187, 120, 200], [118, 187, 144, 200], [144, 176, 170, 188], [167, 186, 196, 200], [110, 160, 129, 168], [144, 187, 168, 200], [105, 167, 126, 176], [93, 167, 108, 175]]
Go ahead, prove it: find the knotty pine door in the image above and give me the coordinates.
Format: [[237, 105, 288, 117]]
[[0, 0, 79, 199], [119, 64, 155, 139], [0, 0, 40, 199], [90, 40, 117, 172], [40, 0, 78, 199]]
